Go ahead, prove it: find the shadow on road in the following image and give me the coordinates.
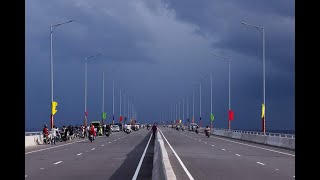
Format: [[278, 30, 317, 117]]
[[109, 131, 155, 180]]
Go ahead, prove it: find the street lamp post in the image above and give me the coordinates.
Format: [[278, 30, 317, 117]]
[[112, 81, 114, 125], [210, 73, 213, 129], [212, 52, 231, 130], [102, 72, 105, 125], [84, 53, 101, 127], [200, 83, 202, 127], [50, 20, 74, 129], [242, 21, 266, 134], [192, 91, 195, 123]]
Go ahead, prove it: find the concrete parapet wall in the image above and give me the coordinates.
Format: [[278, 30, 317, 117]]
[[212, 130, 295, 150]]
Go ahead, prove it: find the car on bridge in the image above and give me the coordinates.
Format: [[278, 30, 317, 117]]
[[112, 125, 120, 132], [188, 123, 198, 131]]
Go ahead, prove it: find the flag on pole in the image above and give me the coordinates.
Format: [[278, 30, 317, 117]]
[[210, 113, 214, 122], [228, 110, 234, 121], [261, 103, 265, 118], [52, 101, 58, 115], [179, 119, 182, 124], [119, 116, 123, 122], [102, 112, 107, 120]]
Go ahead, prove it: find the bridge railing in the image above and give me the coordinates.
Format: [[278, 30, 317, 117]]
[[25, 131, 52, 136], [212, 128, 295, 139]]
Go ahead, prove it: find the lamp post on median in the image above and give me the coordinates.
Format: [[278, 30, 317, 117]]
[[84, 53, 101, 127], [212, 52, 232, 130], [242, 21, 266, 134], [49, 20, 74, 129]]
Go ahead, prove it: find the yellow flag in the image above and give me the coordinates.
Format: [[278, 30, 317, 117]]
[[52, 101, 58, 115], [261, 103, 265, 118]]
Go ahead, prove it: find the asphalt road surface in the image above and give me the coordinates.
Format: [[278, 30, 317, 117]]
[[25, 129, 154, 180], [158, 127, 295, 180]]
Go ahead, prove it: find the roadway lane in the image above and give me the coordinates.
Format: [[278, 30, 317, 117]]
[[25, 129, 154, 180], [159, 127, 295, 180]]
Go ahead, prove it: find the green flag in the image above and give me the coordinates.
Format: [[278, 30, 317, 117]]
[[102, 112, 107, 120], [210, 113, 214, 122]]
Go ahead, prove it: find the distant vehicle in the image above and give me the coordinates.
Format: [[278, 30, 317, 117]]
[[188, 123, 198, 131], [112, 125, 120, 132], [113, 123, 123, 131], [91, 121, 103, 135]]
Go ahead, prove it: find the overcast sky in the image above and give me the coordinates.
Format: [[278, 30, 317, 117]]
[[26, 0, 294, 131]]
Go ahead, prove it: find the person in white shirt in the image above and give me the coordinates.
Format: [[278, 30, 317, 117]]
[[51, 126, 58, 145]]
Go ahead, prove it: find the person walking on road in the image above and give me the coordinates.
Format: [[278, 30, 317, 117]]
[[152, 123, 157, 139], [51, 126, 58, 145]]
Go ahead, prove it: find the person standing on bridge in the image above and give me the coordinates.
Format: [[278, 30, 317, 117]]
[[51, 126, 58, 145], [152, 123, 157, 139]]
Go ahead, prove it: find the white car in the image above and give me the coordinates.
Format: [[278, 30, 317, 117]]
[[112, 125, 120, 132]]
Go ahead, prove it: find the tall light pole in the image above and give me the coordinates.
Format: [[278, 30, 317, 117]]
[[187, 95, 189, 126], [182, 98, 184, 125], [179, 101, 181, 123], [210, 73, 213, 129], [176, 103, 178, 123], [212, 52, 231, 130], [124, 93, 126, 129], [84, 53, 101, 127], [102, 72, 105, 125], [242, 21, 266, 134], [112, 81, 114, 124], [192, 91, 195, 123], [120, 89, 122, 122], [50, 20, 74, 129], [200, 83, 202, 127]]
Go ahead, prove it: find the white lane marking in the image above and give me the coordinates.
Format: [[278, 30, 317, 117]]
[[275, 169, 279, 171], [114, 140, 117, 141], [109, 142, 111, 143], [77, 153, 82, 156], [101, 144, 104, 146], [222, 149, 226, 151], [212, 136, 295, 157], [25, 139, 87, 155], [198, 140, 201, 142], [293, 176, 295, 178], [132, 134, 152, 180], [211, 145, 215, 146], [235, 154, 241, 156], [159, 129, 194, 180], [256, 162, 265, 166], [25, 175, 27, 178], [54, 161, 63, 165], [91, 148, 95, 150], [40, 168, 44, 170], [204, 142, 207, 144]]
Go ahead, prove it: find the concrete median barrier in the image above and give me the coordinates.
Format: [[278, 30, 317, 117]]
[[152, 131, 176, 180]]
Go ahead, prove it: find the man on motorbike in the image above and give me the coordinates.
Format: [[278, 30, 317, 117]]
[[105, 124, 111, 136], [204, 126, 211, 137], [89, 124, 96, 141], [43, 125, 49, 144]]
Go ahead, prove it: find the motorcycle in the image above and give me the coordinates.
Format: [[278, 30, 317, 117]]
[[105, 130, 111, 137], [89, 134, 94, 142], [125, 128, 131, 134], [205, 130, 210, 138], [195, 129, 199, 134]]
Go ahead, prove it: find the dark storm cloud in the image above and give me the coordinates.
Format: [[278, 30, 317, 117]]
[[26, 0, 294, 131]]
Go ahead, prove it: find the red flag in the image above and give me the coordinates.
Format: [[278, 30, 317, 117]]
[[229, 110, 234, 121], [119, 116, 123, 122]]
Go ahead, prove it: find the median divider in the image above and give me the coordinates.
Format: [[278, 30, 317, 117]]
[[152, 130, 177, 180]]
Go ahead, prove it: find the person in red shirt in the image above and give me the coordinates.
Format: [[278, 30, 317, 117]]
[[42, 125, 49, 144], [89, 124, 96, 141]]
